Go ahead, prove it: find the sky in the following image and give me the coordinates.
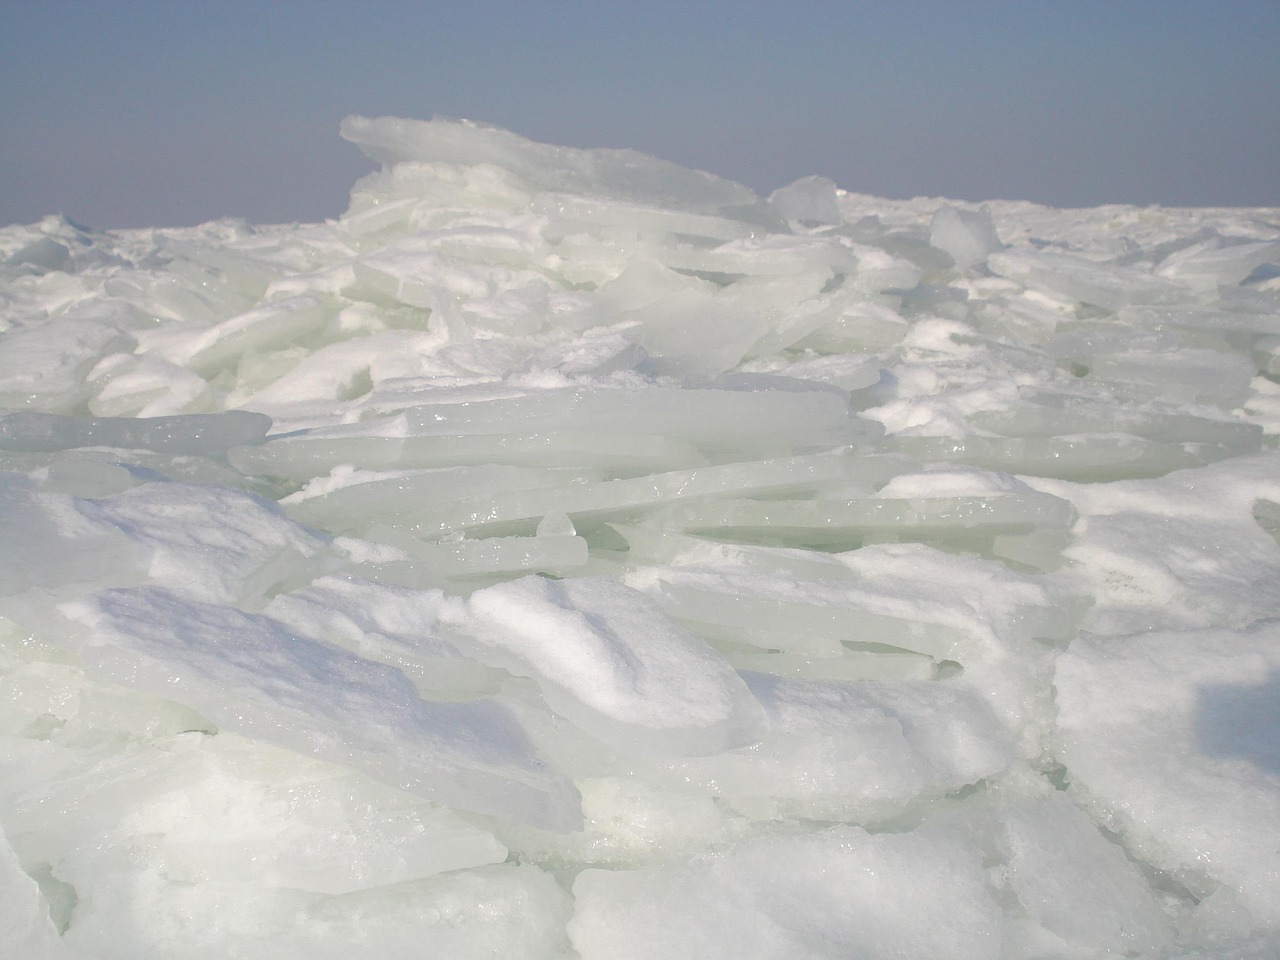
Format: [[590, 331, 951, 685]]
[[2, 0, 1278, 230]]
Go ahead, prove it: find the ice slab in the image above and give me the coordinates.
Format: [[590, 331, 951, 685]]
[[335, 527, 590, 590], [239, 385, 865, 484], [393, 386, 864, 458], [59, 587, 582, 831], [88, 355, 216, 418], [651, 577, 958, 659], [0, 474, 146, 595], [1000, 794, 1173, 955], [155, 235, 277, 299], [4, 236, 72, 274], [253, 864, 574, 960], [1119, 303, 1280, 338], [0, 821, 74, 959], [989, 248, 1185, 310], [1054, 623, 1280, 925], [1083, 348, 1257, 406], [384, 452, 868, 540], [643, 488, 1076, 554], [281, 463, 594, 534], [158, 295, 330, 376], [652, 232, 859, 279], [78, 480, 328, 606], [340, 115, 768, 217], [262, 574, 501, 694], [790, 301, 908, 353], [651, 670, 1014, 821], [0, 410, 271, 456], [233, 428, 703, 481], [465, 575, 764, 755], [3, 737, 509, 899], [570, 826, 1002, 960], [609, 522, 862, 581], [888, 434, 1243, 482], [532, 193, 763, 241], [1035, 452, 1280, 635], [1157, 237, 1280, 289], [970, 392, 1264, 452], [0, 319, 134, 412], [768, 175, 842, 226], [929, 204, 1004, 268], [51, 855, 571, 960]]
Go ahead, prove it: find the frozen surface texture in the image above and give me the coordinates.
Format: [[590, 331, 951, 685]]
[[2, 116, 1280, 958]]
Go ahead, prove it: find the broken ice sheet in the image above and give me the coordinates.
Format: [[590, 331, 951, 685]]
[[570, 825, 1002, 960], [0, 474, 145, 596], [4, 112, 1280, 957], [988, 248, 1185, 311], [463, 575, 765, 757], [2, 734, 509, 898], [369, 452, 867, 541], [649, 672, 1015, 823], [0, 410, 271, 456], [0, 318, 134, 413], [82, 480, 329, 607], [1053, 623, 1280, 926], [329, 526, 590, 592], [640, 485, 1076, 562], [392, 385, 866, 460], [57, 587, 582, 831], [263, 573, 505, 694], [339, 114, 766, 216], [1034, 451, 1280, 635], [280, 463, 595, 534], [999, 793, 1173, 955]]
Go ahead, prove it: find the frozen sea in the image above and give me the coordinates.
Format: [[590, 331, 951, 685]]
[[2, 116, 1280, 959]]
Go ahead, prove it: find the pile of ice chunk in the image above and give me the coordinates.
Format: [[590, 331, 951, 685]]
[[2, 116, 1280, 959]]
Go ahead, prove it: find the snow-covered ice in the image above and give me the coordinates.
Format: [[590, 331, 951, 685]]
[[2, 115, 1280, 958]]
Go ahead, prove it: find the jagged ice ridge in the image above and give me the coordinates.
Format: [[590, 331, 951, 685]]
[[2, 116, 1280, 959]]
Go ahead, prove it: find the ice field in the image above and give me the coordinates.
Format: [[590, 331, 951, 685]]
[[2, 115, 1280, 958]]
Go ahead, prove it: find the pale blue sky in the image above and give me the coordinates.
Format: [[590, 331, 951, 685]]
[[2, 1, 1277, 229]]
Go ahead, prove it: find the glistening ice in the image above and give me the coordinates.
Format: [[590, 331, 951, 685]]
[[2, 115, 1280, 959]]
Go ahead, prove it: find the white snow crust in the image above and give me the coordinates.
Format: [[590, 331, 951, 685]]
[[2, 115, 1280, 958]]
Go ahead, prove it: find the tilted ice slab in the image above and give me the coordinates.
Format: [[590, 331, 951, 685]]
[[1033, 451, 1280, 635], [649, 672, 1015, 822], [464, 575, 765, 757], [339, 115, 771, 219], [263, 574, 501, 695], [570, 825, 1003, 960], [58, 587, 581, 832], [0, 473, 327, 609], [232, 384, 867, 483], [1, 736, 510, 899], [1054, 622, 1280, 926], [0, 410, 271, 456]]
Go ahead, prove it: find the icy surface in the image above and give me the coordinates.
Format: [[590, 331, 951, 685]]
[[2, 116, 1280, 958]]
